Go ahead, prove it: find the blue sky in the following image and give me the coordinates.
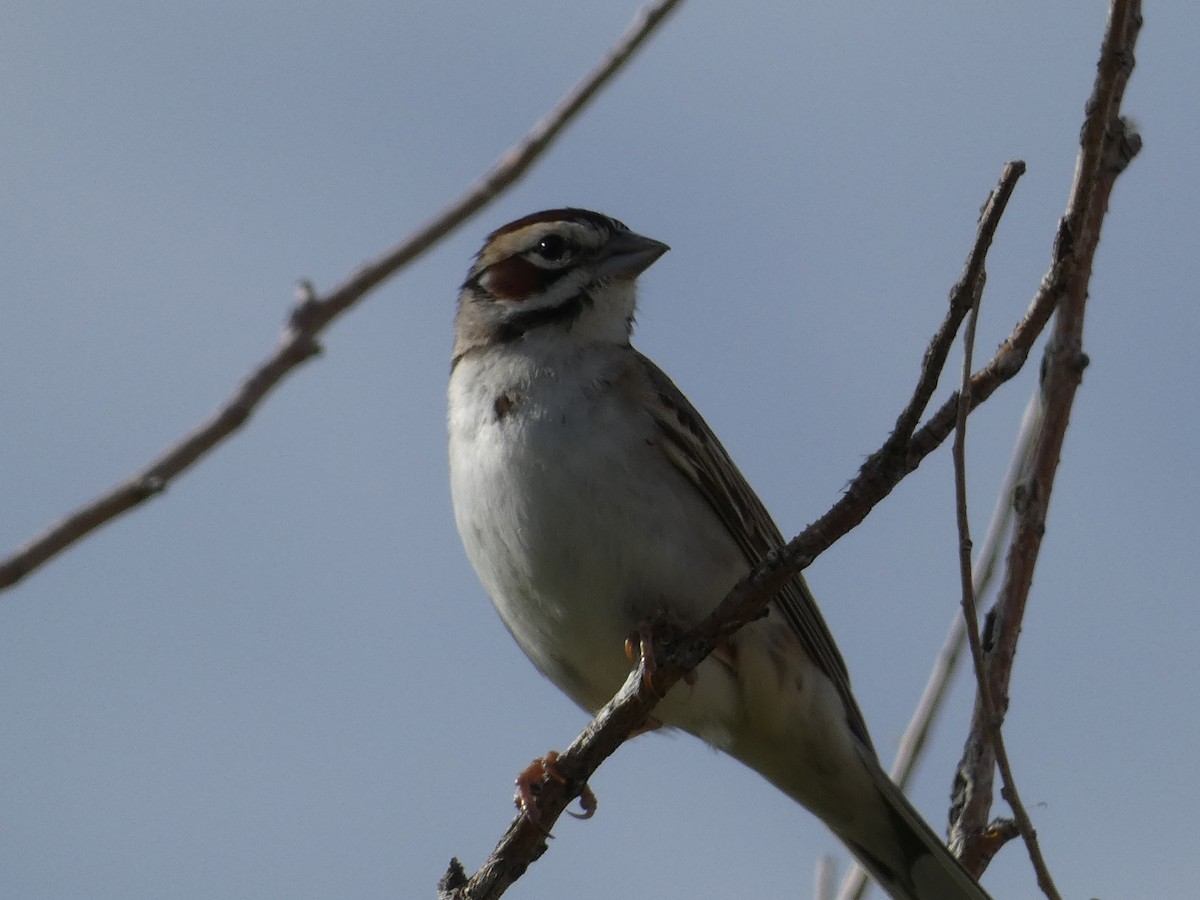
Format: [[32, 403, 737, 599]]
[[2, 3, 1195, 898]]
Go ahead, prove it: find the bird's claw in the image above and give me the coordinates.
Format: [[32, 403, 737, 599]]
[[515, 750, 597, 830]]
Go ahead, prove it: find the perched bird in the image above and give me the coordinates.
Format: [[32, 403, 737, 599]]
[[448, 208, 990, 900]]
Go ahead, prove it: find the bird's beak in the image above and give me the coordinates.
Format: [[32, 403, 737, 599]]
[[596, 231, 670, 279]]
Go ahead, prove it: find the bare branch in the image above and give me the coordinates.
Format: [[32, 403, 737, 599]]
[[0, 0, 686, 594], [693, 163, 1027, 651], [834, 4, 1145, 897], [950, 0, 1143, 886]]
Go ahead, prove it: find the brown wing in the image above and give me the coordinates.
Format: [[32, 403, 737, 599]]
[[634, 352, 875, 752]]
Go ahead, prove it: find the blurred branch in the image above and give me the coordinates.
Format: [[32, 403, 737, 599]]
[[815, 856, 838, 900], [441, 163, 1025, 900], [0, 0, 686, 594], [950, 0, 1143, 889]]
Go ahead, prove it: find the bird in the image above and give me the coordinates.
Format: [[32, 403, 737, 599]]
[[447, 207, 990, 900]]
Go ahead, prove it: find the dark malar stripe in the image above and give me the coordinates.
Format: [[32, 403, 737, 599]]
[[494, 291, 593, 344]]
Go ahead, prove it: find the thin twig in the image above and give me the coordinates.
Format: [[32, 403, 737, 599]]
[[952, 262, 1061, 896], [950, 0, 1143, 890], [897, 395, 1040, 790], [884, 166, 1025, 459], [0, 0, 686, 594], [694, 163, 1026, 651], [444, 163, 1027, 900]]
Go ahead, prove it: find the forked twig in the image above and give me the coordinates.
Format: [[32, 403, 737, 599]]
[[950, 2, 1142, 890], [839, 7, 1144, 896]]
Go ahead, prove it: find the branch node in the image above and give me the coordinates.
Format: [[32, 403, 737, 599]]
[[291, 331, 324, 361], [1105, 116, 1143, 173], [994, 345, 1028, 379], [288, 280, 322, 332], [1011, 480, 1035, 516], [978, 818, 1020, 863]]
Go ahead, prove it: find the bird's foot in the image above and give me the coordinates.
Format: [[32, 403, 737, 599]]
[[515, 750, 597, 831]]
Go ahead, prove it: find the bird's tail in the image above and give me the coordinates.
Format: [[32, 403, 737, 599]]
[[831, 748, 991, 900]]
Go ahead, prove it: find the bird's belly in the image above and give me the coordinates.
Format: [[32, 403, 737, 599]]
[[449, 378, 747, 733]]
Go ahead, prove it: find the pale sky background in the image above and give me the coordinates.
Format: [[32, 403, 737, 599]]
[[1, 3, 1195, 899]]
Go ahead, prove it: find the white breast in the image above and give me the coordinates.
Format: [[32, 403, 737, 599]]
[[447, 340, 748, 741]]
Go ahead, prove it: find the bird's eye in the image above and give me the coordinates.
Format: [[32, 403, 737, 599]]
[[536, 234, 571, 262]]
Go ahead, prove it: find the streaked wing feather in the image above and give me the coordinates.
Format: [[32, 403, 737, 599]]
[[635, 352, 875, 751]]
